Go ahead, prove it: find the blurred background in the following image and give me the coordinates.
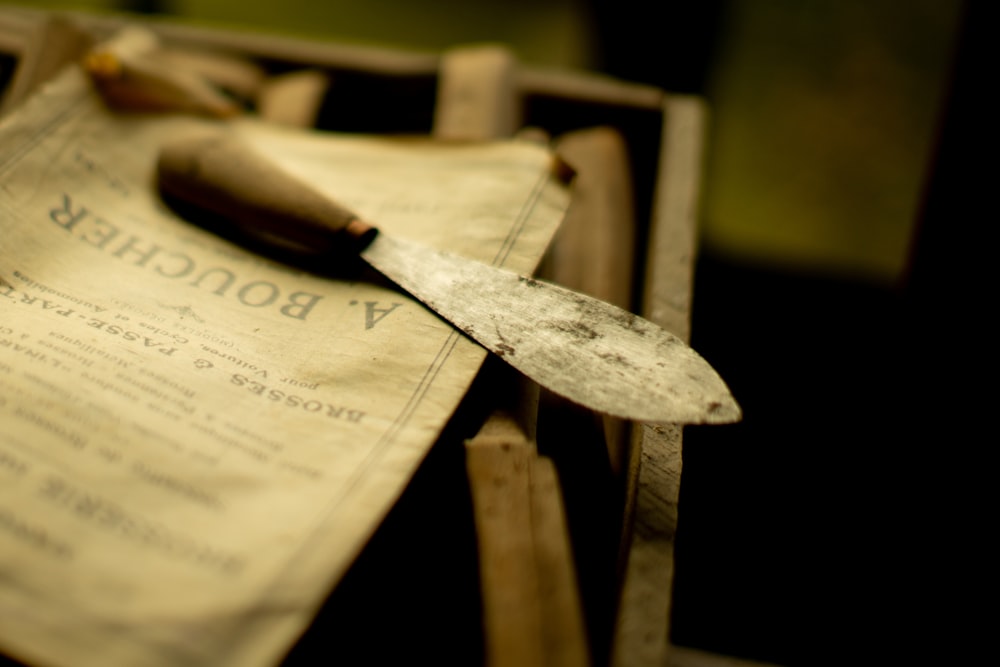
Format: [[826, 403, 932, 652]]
[[12, 0, 961, 285], [6, 0, 983, 664]]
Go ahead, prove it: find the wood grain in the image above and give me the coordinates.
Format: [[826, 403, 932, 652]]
[[612, 95, 707, 667], [435, 43, 589, 667]]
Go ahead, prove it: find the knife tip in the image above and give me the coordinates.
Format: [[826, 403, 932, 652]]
[[704, 396, 743, 425]]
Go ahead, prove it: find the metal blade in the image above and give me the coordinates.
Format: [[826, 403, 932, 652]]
[[361, 233, 741, 425]]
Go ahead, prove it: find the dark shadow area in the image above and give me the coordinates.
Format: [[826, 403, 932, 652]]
[[588, 0, 725, 95], [675, 252, 917, 666], [592, 0, 985, 664]]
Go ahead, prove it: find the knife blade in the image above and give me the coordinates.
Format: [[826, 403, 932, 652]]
[[156, 131, 740, 425]]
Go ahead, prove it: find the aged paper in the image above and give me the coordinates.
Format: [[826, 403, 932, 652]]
[[0, 57, 569, 667]]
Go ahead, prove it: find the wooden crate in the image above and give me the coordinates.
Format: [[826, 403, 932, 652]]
[[0, 9, 709, 666]]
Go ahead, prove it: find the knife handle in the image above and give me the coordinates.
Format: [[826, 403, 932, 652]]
[[157, 131, 376, 253]]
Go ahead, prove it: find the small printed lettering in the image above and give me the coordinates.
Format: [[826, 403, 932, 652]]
[[276, 460, 322, 480], [131, 461, 224, 510], [0, 506, 74, 560], [14, 406, 87, 449], [38, 475, 244, 574], [84, 318, 180, 356], [0, 448, 29, 477], [0, 335, 47, 362], [279, 377, 318, 390], [10, 270, 105, 313], [199, 344, 268, 376], [50, 193, 324, 321], [114, 371, 196, 415], [47, 331, 132, 369], [230, 374, 364, 422]]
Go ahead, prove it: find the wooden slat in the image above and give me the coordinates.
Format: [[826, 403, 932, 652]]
[[434, 43, 589, 667], [528, 455, 591, 667], [13, 8, 668, 118], [256, 69, 329, 127], [465, 432, 547, 667], [518, 67, 664, 112], [544, 126, 637, 477], [611, 95, 708, 667], [69, 10, 441, 76], [434, 45, 519, 140], [533, 124, 640, 666]]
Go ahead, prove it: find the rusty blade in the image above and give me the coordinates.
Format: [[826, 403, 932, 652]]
[[360, 233, 740, 425]]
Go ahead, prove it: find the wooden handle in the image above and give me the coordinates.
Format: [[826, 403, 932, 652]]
[[157, 131, 376, 253]]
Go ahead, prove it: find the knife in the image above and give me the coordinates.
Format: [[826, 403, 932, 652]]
[[156, 131, 740, 425]]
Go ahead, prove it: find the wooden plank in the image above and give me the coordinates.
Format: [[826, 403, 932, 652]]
[[435, 43, 589, 667], [544, 125, 637, 477], [465, 429, 590, 667], [535, 125, 638, 665], [256, 69, 329, 127], [462, 363, 590, 667], [67, 10, 441, 76], [612, 95, 708, 667], [434, 45, 519, 140], [519, 67, 664, 112], [465, 433, 547, 667], [529, 455, 591, 667], [14, 7, 667, 118], [547, 126, 636, 315]]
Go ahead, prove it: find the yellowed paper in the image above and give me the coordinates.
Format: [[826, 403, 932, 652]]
[[0, 57, 568, 667]]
